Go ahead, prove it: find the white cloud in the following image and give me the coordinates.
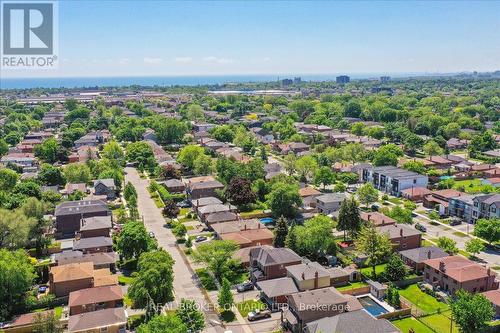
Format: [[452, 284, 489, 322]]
[[118, 58, 131, 65], [144, 57, 163, 64], [263, 57, 271, 62], [202, 56, 235, 64], [174, 56, 193, 63]]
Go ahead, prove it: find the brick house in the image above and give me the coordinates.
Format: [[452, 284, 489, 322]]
[[55, 200, 110, 237], [49, 262, 94, 297], [399, 246, 449, 273], [78, 216, 112, 238], [73, 236, 113, 254], [93, 179, 116, 200], [423, 256, 499, 294], [67, 308, 127, 333], [377, 223, 422, 251], [360, 212, 396, 227], [249, 247, 302, 282], [69, 285, 123, 315], [187, 180, 224, 200]]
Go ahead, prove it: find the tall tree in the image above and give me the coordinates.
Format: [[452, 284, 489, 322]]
[[285, 225, 298, 252], [273, 216, 288, 248], [176, 299, 205, 333], [137, 314, 188, 333], [337, 197, 361, 241], [474, 218, 500, 245], [384, 254, 407, 281], [193, 240, 239, 282], [451, 290, 494, 333], [437, 236, 458, 254], [356, 225, 392, 279], [116, 221, 156, 261], [313, 166, 335, 189], [356, 183, 379, 207], [218, 278, 234, 313], [33, 311, 63, 333], [266, 182, 302, 218], [226, 177, 256, 207], [295, 215, 337, 259], [465, 238, 484, 258]]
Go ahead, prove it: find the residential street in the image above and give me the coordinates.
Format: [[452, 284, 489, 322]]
[[124, 167, 225, 333]]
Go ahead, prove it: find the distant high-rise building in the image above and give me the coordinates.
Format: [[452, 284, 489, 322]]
[[293, 77, 302, 84], [380, 76, 390, 83], [336, 75, 350, 84], [281, 78, 293, 86]]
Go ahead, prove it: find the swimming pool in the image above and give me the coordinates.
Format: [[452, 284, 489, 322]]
[[357, 295, 389, 317], [259, 217, 274, 224]]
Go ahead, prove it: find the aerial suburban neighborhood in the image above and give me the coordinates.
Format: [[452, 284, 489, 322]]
[[1, 1, 500, 333]]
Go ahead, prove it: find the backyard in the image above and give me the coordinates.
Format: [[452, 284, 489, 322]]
[[398, 284, 449, 315]]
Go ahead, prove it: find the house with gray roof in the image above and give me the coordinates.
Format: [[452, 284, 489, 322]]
[[399, 246, 449, 273], [93, 179, 116, 200], [55, 200, 110, 237], [361, 165, 429, 197], [315, 193, 346, 215], [250, 247, 302, 282], [73, 236, 113, 254]]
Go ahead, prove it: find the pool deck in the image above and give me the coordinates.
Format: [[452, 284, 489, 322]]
[[356, 293, 395, 317]]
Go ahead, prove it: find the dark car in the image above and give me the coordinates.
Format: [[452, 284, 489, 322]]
[[195, 235, 207, 242], [247, 309, 271, 321], [236, 281, 254, 293], [371, 204, 380, 211], [177, 200, 192, 208], [415, 223, 427, 232], [450, 219, 462, 226]]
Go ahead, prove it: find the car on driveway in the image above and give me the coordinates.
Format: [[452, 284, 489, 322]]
[[195, 235, 207, 242], [415, 223, 427, 232], [450, 219, 462, 226], [247, 309, 271, 321], [236, 281, 254, 292], [177, 200, 191, 208]]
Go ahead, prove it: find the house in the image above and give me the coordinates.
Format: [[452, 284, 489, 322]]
[[361, 166, 429, 197], [400, 187, 432, 202], [483, 149, 500, 159], [399, 246, 449, 273], [303, 309, 400, 333], [299, 186, 322, 208], [315, 193, 346, 215], [283, 287, 362, 333], [446, 138, 470, 150], [55, 200, 110, 237], [73, 236, 113, 254], [423, 189, 466, 216], [1, 310, 55, 333], [377, 223, 422, 251], [425, 156, 454, 169], [482, 289, 500, 318], [197, 204, 234, 223], [325, 266, 352, 286], [142, 128, 157, 142], [205, 211, 239, 225], [233, 245, 273, 267], [257, 277, 299, 309], [93, 179, 116, 200], [162, 179, 185, 193], [250, 247, 302, 282], [449, 194, 477, 223], [67, 308, 127, 333], [482, 177, 500, 187], [55, 250, 117, 271], [78, 216, 112, 238], [187, 180, 224, 199], [69, 285, 123, 315], [471, 194, 500, 222], [360, 212, 396, 227], [220, 227, 274, 248], [286, 262, 331, 291], [211, 219, 265, 236], [423, 256, 498, 294], [49, 262, 94, 297], [65, 183, 87, 195], [192, 196, 223, 211]]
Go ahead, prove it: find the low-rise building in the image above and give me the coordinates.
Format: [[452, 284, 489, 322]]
[[78, 216, 112, 238], [250, 247, 302, 282], [361, 166, 429, 197], [187, 180, 224, 200], [67, 308, 127, 333], [73, 236, 113, 254], [399, 246, 449, 273], [93, 179, 116, 200], [49, 262, 95, 297], [423, 189, 466, 216], [360, 212, 396, 227], [377, 223, 422, 251], [315, 193, 346, 215], [55, 200, 110, 237], [69, 285, 123, 315]]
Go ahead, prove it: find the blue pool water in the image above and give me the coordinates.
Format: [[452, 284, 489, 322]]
[[259, 218, 274, 224], [358, 296, 389, 317]]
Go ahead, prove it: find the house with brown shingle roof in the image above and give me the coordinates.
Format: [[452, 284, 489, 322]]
[[360, 212, 396, 227], [69, 285, 123, 315], [423, 189, 466, 215], [49, 262, 94, 297], [423, 256, 499, 294], [376, 223, 422, 251], [250, 247, 302, 282], [67, 308, 127, 333], [482, 289, 500, 318]]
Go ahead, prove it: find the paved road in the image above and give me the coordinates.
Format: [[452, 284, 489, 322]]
[[124, 167, 223, 332]]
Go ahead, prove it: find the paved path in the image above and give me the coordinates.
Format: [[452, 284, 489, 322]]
[[124, 167, 223, 332]]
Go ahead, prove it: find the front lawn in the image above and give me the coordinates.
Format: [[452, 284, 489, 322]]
[[336, 281, 369, 291], [398, 284, 449, 314], [419, 311, 459, 333], [452, 231, 467, 237], [53, 306, 63, 319], [118, 275, 135, 285], [392, 317, 434, 333], [236, 299, 266, 317], [195, 268, 217, 291]]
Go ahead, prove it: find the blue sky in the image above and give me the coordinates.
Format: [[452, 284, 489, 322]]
[[3, 1, 500, 78]]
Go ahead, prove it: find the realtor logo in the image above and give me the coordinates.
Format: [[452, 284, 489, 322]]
[[1, 1, 58, 68]]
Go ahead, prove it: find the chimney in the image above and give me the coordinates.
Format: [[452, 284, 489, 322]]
[[400, 228, 403, 237], [302, 272, 305, 280], [244, 224, 247, 231], [439, 261, 446, 272], [427, 250, 432, 259], [258, 223, 261, 229], [487, 267, 491, 276], [314, 271, 319, 289], [367, 214, 371, 221]]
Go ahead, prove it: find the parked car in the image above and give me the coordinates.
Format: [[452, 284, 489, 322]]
[[195, 235, 207, 242], [38, 286, 47, 294], [247, 309, 271, 321], [450, 219, 462, 226], [371, 204, 380, 211], [347, 187, 357, 193], [177, 200, 191, 208], [415, 223, 427, 232], [149, 231, 155, 238], [236, 281, 254, 292]]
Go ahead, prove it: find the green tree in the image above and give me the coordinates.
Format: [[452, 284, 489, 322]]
[[465, 238, 484, 258], [34, 138, 65, 164], [176, 299, 205, 333], [356, 183, 378, 207], [155, 118, 188, 144], [295, 215, 337, 259], [38, 164, 65, 186], [116, 221, 156, 261], [126, 142, 157, 172], [177, 145, 205, 170], [337, 197, 361, 241], [226, 177, 256, 207], [285, 225, 298, 252], [437, 236, 458, 254], [63, 163, 91, 183], [193, 154, 213, 175], [128, 250, 175, 318], [356, 225, 393, 279], [423, 140, 444, 156], [0, 208, 36, 249], [273, 216, 288, 248], [474, 218, 500, 245], [212, 125, 236, 142], [313, 166, 335, 188], [266, 182, 302, 218], [402, 160, 426, 174], [384, 254, 407, 281], [218, 278, 234, 312], [0, 249, 36, 321], [33, 311, 63, 333], [186, 104, 204, 121], [193, 240, 239, 282], [384, 206, 413, 224], [137, 314, 187, 333], [295, 155, 318, 181], [101, 141, 125, 166], [351, 122, 366, 136], [0, 139, 9, 157], [451, 289, 494, 333], [0, 168, 19, 191], [373, 144, 403, 167]]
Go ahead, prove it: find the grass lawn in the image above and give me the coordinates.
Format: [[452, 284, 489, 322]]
[[179, 217, 196, 223], [453, 231, 467, 237], [388, 197, 403, 205], [236, 299, 266, 317], [336, 281, 369, 291], [453, 179, 497, 194], [179, 208, 191, 216], [419, 311, 459, 333], [422, 239, 435, 247], [360, 263, 387, 279], [392, 317, 434, 333], [188, 232, 212, 241], [398, 284, 449, 314], [195, 268, 217, 291], [118, 275, 135, 285], [186, 225, 194, 230], [152, 196, 164, 208], [53, 306, 63, 319], [239, 209, 266, 218], [124, 294, 133, 307]]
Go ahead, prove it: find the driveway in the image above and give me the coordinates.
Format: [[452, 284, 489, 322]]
[[124, 167, 224, 332]]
